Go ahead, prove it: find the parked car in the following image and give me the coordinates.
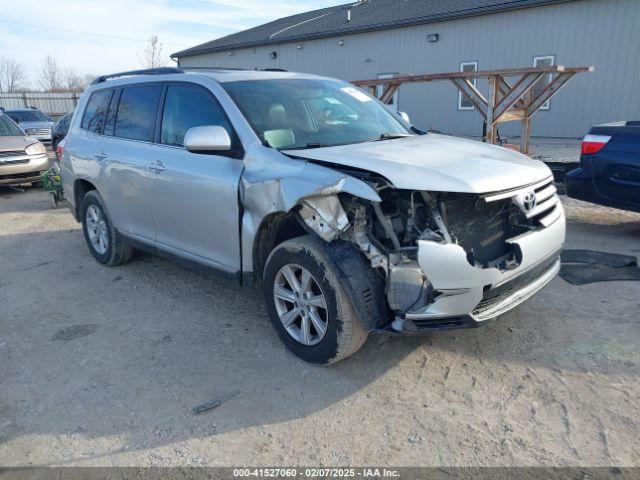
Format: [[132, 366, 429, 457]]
[[52, 113, 72, 156], [61, 68, 565, 364], [0, 112, 49, 187], [2, 107, 54, 145], [566, 121, 640, 213]]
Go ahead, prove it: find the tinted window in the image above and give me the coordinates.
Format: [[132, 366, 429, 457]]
[[103, 90, 120, 137], [6, 110, 49, 123], [115, 84, 162, 141], [81, 90, 113, 134], [160, 85, 231, 147]]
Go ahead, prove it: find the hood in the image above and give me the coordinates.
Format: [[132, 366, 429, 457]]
[[0, 135, 34, 152], [284, 134, 552, 194]]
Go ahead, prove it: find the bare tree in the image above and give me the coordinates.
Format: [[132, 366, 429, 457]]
[[139, 35, 166, 69], [0, 56, 27, 93], [63, 67, 83, 92], [38, 56, 63, 92]]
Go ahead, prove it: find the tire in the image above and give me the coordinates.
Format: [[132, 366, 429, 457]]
[[80, 190, 134, 266], [263, 235, 369, 365]]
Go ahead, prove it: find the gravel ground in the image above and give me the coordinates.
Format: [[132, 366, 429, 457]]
[[0, 185, 639, 467]]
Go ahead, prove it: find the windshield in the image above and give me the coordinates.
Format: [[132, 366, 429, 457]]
[[223, 78, 410, 150], [6, 110, 49, 123], [0, 115, 24, 136]]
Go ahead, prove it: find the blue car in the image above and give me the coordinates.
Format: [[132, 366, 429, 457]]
[[566, 121, 640, 213]]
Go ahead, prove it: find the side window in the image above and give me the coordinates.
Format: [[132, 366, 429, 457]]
[[103, 90, 120, 137], [114, 84, 162, 142], [81, 89, 113, 134], [533, 55, 555, 110], [458, 61, 478, 110], [160, 84, 232, 147]]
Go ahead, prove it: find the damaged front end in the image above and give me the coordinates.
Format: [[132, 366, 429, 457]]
[[296, 174, 565, 333]]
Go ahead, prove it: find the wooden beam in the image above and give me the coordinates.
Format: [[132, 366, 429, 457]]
[[352, 65, 593, 87], [380, 83, 400, 104], [527, 72, 574, 115], [450, 78, 488, 117], [493, 73, 545, 120]]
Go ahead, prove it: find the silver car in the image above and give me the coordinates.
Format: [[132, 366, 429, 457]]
[[3, 107, 54, 145], [61, 68, 565, 365], [0, 113, 49, 187]]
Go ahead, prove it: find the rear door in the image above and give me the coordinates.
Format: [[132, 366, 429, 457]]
[[100, 83, 162, 242], [147, 82, 244, 273]]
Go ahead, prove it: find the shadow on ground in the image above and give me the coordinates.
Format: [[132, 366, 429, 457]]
[[1, 189, 639, 464]]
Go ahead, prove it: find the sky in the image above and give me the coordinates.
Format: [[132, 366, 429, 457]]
[[0, 0, 345, 88]]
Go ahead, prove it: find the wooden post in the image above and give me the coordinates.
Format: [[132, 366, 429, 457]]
[[521, 116, 532, 154], [486, 76, 499, 144]]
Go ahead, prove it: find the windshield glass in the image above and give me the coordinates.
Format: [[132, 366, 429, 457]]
[[6, 110, 49, 123], [0, 115, 24, 136], [223, 78, 410, 149]]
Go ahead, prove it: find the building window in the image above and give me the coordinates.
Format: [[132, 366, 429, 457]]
[[377, 73, 400, 111], [533, 55, 556, 110], [458, 61, 478, 111]]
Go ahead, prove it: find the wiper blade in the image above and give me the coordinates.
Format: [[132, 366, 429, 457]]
[[379, 133, 413, 140], [283, 142, 330, 150], [366, 133, 413, 142]]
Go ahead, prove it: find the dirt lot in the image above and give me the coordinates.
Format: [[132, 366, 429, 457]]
[[1, 185, 639, 467]]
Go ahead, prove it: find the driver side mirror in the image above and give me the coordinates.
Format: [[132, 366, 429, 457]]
[[184, 125, 232, 153]]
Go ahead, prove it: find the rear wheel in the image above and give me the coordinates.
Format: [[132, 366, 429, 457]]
[[81, 190, 134, 266], [263, 235, 369, 365]]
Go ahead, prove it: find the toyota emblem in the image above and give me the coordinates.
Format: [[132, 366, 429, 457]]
[[513, 191, 537, 214], [522, 192, 537, 213]]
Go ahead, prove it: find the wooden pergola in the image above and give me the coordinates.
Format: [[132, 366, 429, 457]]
[[352, 65, 594, 154]]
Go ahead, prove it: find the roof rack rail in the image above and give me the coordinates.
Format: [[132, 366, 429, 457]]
[[261, 68, 288, 72], [91, 67, 184, 85], [181, 66, 249, 71]]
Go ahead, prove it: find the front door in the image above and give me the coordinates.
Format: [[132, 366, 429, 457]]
[[148, 83, 244, 273]]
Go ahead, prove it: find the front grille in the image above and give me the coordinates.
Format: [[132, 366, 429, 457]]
[[441, 195, 519, 266], [527, 178, 561, 227], [473, 254, 559, 316], [444, 177, 563, 266], [0, 170, 43, 181], [0, 158, 28, 165], [0, 150, 26, 158], [26, 128, 51, 135]]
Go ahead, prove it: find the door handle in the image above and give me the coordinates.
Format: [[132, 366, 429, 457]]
[[94, 151, 107, 161], [147, 161, 166, 173]]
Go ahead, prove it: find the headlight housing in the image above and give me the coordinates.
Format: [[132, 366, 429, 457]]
[[25, 142, 46, 156]]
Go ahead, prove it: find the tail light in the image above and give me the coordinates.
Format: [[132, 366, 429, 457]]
[[56, 143, 64, 160], [581, 134, 611, 155]]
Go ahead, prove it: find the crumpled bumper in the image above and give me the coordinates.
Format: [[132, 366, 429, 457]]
[[406, 203, 566, 323]]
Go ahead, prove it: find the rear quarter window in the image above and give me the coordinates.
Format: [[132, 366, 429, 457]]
[[81, 89, 114, 134], [114, 84, 162, 142]]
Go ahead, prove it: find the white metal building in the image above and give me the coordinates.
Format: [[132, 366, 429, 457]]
[[173, 0, 640, 138]]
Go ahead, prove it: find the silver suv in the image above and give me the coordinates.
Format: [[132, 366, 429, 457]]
[[61, 68, 565, 364]]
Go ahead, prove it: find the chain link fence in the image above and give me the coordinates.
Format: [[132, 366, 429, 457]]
[[0, 92, 81, 120]]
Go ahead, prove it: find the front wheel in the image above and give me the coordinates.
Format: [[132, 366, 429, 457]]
[[263, 235, 369, 365]]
